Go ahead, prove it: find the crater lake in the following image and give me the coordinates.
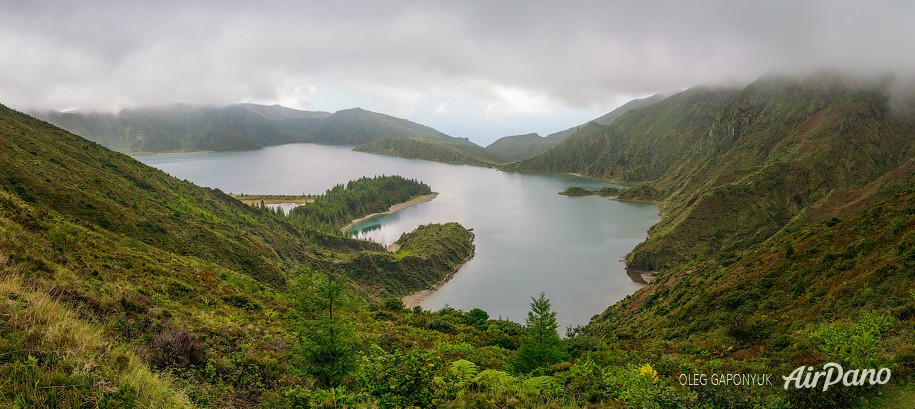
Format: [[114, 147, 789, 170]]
[[139, 143, 660, 330]]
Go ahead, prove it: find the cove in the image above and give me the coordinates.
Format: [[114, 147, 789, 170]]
[[139, 143, 660, 330]]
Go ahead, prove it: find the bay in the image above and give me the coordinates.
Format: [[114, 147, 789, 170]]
[[139, 143, 660, 330]]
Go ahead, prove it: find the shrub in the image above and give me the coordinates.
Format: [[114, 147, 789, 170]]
[[149, 330, 206, 369], [725, 314, 774, 344], [358, 347, 445, 408], [382, 297, 405, 311]]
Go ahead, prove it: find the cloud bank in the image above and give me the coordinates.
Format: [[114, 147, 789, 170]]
[[2, 0, 914, 142]]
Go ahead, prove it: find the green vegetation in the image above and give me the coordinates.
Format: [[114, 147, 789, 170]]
[[510, 73, 915, 407], [4, 70, 915, 407], [299, 274, 358, 388], [354, 136, 504, 166], [0, 103, 489, 407], [485, 133, 557, 163], [487, 94, 666, 163], [302, 107, 452, 145], [230, 193, 314, 203], [286, 175, 431, 233], [33, 104, 330, 153], [33, 104, 479, 156], [559, 186, 622, 197], [512, 292, 567, 374]]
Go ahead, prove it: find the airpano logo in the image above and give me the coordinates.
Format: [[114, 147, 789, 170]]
[[782, 363, 891, 391]]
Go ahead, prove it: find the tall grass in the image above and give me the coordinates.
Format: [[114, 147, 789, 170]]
[[0, 270, 194, 408]]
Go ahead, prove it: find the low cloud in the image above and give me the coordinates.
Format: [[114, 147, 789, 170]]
[[2, 1, 914, 140]]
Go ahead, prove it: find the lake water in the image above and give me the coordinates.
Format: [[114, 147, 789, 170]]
[[139, 143, 660, 330]]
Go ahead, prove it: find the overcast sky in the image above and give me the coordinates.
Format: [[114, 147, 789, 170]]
[[3, 1, 915, 145]]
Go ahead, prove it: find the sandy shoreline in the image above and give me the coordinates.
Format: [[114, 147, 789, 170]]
[[403, 232, 475, 308], [340, 192, 439, 234]]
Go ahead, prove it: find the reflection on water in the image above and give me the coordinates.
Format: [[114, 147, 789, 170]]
[[353, 223, 382, 236], [626, 268, 651, 285], [139, 143, 660, 329], [264, 203, 303, 214]]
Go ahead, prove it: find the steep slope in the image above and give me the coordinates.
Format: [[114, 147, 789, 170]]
[[34, 104, 330, 153], [591, 93, 668, 125], [487, 93, 667, 162], [501, 73, 915, 407], [507, 87, 737, 179], [587, 161, 915, 407], [511, 75, 915, 270]]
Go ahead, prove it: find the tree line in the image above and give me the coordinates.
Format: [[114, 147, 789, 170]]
[[285, 175, 431, 233]]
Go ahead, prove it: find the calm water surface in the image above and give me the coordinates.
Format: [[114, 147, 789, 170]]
[[139, 144, 659, 330]]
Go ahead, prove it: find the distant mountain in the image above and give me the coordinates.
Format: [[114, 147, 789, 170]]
[[485, 94, 667, 162], [34, 104, 498, 162], [34, 103, 331, 153], [307, 107, 507, 165], [300, 107, 452, 145], [354, 136, 504, 166], [484, 133, 553, 163]]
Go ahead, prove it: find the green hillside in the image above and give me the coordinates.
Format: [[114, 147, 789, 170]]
[[354, 136, 504, 166], [34, 104, 331, 153], [37, 103, 507, 167], [487, 93, 667, 162], [0, 104, 491, 406], [510, 74, 915, 406]]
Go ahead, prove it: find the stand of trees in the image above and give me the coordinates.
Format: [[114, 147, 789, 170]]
[[286, 175, 431, 232]]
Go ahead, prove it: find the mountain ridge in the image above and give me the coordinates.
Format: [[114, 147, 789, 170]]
[[485, 93, 668, 162]]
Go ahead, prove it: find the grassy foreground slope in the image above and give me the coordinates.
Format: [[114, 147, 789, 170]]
[[0, 104, 484, 406]]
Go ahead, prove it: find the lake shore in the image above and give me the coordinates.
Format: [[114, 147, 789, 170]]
[[340, 192, 439, 234], [403, 232, 475, 308]]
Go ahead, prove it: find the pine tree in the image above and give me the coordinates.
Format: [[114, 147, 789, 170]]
[[512, 292, 567, 374], [300, 273, 357, 387]]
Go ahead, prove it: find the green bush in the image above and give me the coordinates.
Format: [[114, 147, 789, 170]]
[[358, 346, 446, 408]]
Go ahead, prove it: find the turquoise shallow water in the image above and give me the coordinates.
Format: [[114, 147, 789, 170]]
[[139, 143, 660, 330]]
